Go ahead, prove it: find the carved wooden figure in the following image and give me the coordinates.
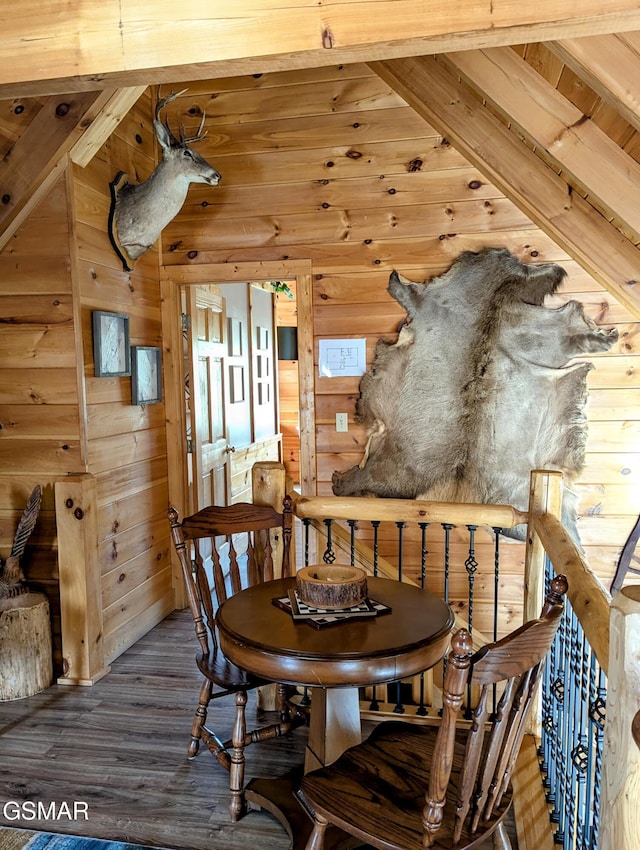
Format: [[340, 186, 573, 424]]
[[109, 89, 221, 271]]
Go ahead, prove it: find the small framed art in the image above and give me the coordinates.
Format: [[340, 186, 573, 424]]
[[92, 311, 131, 377], [131, 346, 163, 405]]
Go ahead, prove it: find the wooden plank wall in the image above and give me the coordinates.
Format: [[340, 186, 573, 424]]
[[275, 281, 300, 484], [70, 89, 175, 664], [0, 93, 178, 671], [0, 176, 80, 671], [160, 63, 639, 624]]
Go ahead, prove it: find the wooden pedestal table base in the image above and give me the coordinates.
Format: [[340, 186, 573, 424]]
[[246, 768, 358, 850], [246, 689, 362, 848], [303, 687, 361, 773]]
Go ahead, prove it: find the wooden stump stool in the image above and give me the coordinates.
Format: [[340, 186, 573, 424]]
[[0, 592, 53, 700]]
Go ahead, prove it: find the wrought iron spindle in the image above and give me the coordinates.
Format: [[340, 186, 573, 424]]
[[442, 523, 453, 604], [464, 525, 478, 635], [492, 527, 502, 715], [391, 521, 407, 712], [575, 623, 589, 850], [415, 521, 430, 717], [553, 604, 570, 845], [419, 522, 429, 589], [371, 520, 380, 576], [590, 666, 606, 849], [565, 610, 581, 847], [303, 518, 310, 567], [396, 521, 405, 581], [348, 519, 357, 566], [323, 518, 336, 564]]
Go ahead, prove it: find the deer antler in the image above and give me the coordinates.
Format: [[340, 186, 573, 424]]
[[181, 111, 207, 144], [154, 87, 188, 145], [154, 87, 188, 122], [154, 87, 207, 145]]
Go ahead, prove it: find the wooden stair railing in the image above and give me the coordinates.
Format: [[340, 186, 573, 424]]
[[300, 514, 491, 657], [251, 463, 640, 850]]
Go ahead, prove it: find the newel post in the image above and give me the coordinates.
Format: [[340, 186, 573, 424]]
[[54, 474, 109, 685], [252, 461, 288, 712], [252, 461, 288, 578], [600, 586, 640, 850], [524, 470, 563, 620], [524, 470, 563, 737]]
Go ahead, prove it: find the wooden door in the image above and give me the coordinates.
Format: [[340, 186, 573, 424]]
[[185, 285, 230, 513], [221, 283, 252, 449], [250, 284, 277, 441]]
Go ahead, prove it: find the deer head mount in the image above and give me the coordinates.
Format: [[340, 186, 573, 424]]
[[108, 89, 221, 271]]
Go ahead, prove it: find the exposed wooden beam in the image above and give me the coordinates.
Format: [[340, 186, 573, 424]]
[[443, 47, 640, 244], [370, 55, 640, 320], [70, 86, 148, 167], [3, 1, 640, 97], [0, 88, 145, 251], [0, 91, 104, 250], [547, 33, 640, 135]]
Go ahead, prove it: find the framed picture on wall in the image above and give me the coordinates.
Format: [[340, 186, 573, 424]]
[[92, 311, 131, 377], [131, 346, 163, 405]]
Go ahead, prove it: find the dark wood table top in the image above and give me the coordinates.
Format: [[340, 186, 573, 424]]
[[216, 575, 454, 689]]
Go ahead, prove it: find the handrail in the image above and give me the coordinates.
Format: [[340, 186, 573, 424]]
[[534, 511, 611, 674], [292, 493, 528, 528]]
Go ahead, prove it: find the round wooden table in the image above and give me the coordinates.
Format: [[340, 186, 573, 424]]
[[218, 574, 453, 685], [216, 575, 454, 848]]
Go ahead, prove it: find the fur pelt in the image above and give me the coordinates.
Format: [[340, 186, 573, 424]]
[[332, 248, 618, 543]]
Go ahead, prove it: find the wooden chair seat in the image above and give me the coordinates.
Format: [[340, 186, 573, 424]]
[[298, 574, 569, 850], [196, 649, 268, 690], [300, 721, 512, 850]]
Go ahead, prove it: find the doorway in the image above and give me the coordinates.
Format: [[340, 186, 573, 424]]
[[161, 260, 316, 524]]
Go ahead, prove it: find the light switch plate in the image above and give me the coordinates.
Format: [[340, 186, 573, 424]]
[[336, 413, 348, 432]]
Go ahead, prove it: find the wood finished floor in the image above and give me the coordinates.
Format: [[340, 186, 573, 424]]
[[0, 609, 516, 850]]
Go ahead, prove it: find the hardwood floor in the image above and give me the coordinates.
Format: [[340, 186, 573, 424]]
[[0, 609, 516, 850]]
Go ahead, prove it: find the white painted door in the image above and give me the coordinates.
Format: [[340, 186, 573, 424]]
[[185, 285, 231, 514]]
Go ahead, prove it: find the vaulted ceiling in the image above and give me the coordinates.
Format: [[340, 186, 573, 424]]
[[1, 2, 640, 318]]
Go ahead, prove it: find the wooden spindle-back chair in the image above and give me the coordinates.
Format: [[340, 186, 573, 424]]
[[168, 496, 306, 822], [610, 512, 640, 595], [297, 574, 568, 850]]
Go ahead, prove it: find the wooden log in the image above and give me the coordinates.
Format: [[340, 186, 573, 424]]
[[296, 564, 368, 609], [252, 460, 287, 711], [252, 461, 287, 578], [534, 511, 611, 674], [0, 591, 52, 700], [600, 585, 640, 850], [291, 493, 528, 528]]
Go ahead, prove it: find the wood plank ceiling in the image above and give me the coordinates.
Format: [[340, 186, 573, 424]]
[[1, 4, 640, 318]]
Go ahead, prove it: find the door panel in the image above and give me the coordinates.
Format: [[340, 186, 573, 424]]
[[251, 285, 277, 441], [186, 285, 230, 513], [220, 283, 252, 448]]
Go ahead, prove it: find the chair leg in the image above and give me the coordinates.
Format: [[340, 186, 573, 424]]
[[229, 689, 248, 822], [189, 677, 213, 758], [305, 814, 329, 850], [492, 822, 512, 850]]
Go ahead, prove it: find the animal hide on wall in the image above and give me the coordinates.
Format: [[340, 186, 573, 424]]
[[332, 248, 618, 544]]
